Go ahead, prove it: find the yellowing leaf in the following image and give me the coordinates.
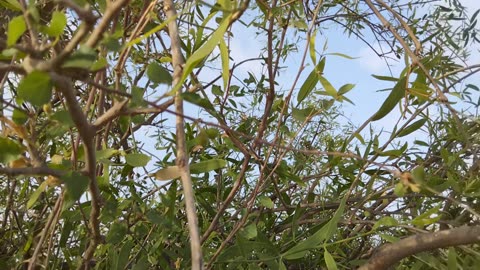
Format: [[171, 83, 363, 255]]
[[153, 166, 181, 181]]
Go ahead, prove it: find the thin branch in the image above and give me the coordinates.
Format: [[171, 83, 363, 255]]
[[163, 1, 203, 269]]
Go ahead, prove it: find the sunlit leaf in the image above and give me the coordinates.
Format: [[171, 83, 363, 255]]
[[319, 76, 337, 96], [27, 181, 48, 209], [125, 153, 150, 167], [219, 39, 229, 91], [7, 16, 26, 46], [45, 11, 67, 37], [153, 166, 181, 181], [171, 15, 231, 94], [324, 249, 338, 270]]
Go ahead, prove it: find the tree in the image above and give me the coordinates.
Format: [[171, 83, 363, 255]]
[[0, 0, 479, 269]]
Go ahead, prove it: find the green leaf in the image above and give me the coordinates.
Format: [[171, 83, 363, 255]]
[[397, 118, 427, 137], [324, 249, 338, 270], [259, 196, 274, 209], [146, 62, 172, 85], [46, 11, 67, 37], [62, 171, 89, 202], [171, 16, 231, 94], [319, 76, 337, 96], [27, 181, 48, 209], [283, 197, 346, 260], [240, 223, 257, 240], [106, 222, 128, 244], [181, 92, 216, 113], [7, 16, 26, 46], [412, 166, 425, 185], [309, 31, 317, 65], [62, 46, 97, 69], [0, 0, 22, 10], [90, 57, 108, 71], [50, 110, 74, 127], [372, 76, 407, 121], [373, 216, 398, 230], [12, 109, 28, 125], [0, 136, 23, 164], [219, 39, 229, 91], [297, 69, 319, 104], [125, 153, 150, 167], [190, 159, 227, 174], [372, 74, 399, 82], [448, 247, 458, 270], [338, 84, 355, 95], [326, 52, 357, 59], [292, 107, 321, 122], [18, 71, 53, 106], [96, 148, 119, 160]]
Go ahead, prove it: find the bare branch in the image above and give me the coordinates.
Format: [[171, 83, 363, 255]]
[[359, 226, 480, 270], [163, 1, 203, 269]]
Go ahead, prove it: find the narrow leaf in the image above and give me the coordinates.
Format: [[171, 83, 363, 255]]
[[171, 16, 231, 94], [219, 39, 230, 91], [397, 118, 427, 137], [319, 76, 337, 96], [297, 70, 319, 103], [283, 197, 346, 260], [189, 159, 227, 174], [324, 249, 338, 270], [372, 76, 407, 121], [27, 181, 48, 209]]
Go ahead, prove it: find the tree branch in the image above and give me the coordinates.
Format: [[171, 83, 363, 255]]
[[163, 1, 203, 269], [359, 225, 480, 270]]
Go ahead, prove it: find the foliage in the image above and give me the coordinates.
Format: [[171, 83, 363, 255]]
[[0, 0, 479, 269]]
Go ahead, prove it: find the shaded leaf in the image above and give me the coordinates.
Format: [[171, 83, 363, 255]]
[[62, 46, 97, 69], [147, 62, 172, 85], [397, 118, 427, 137], [62, 171, 89, 202], [283, 197, 346, 260], [372, 76, 407, 121], [297, 69, 319, 104], [0, 136, 23, 164], [190, 159, 227, 174], [18, 71, 53, 106]]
